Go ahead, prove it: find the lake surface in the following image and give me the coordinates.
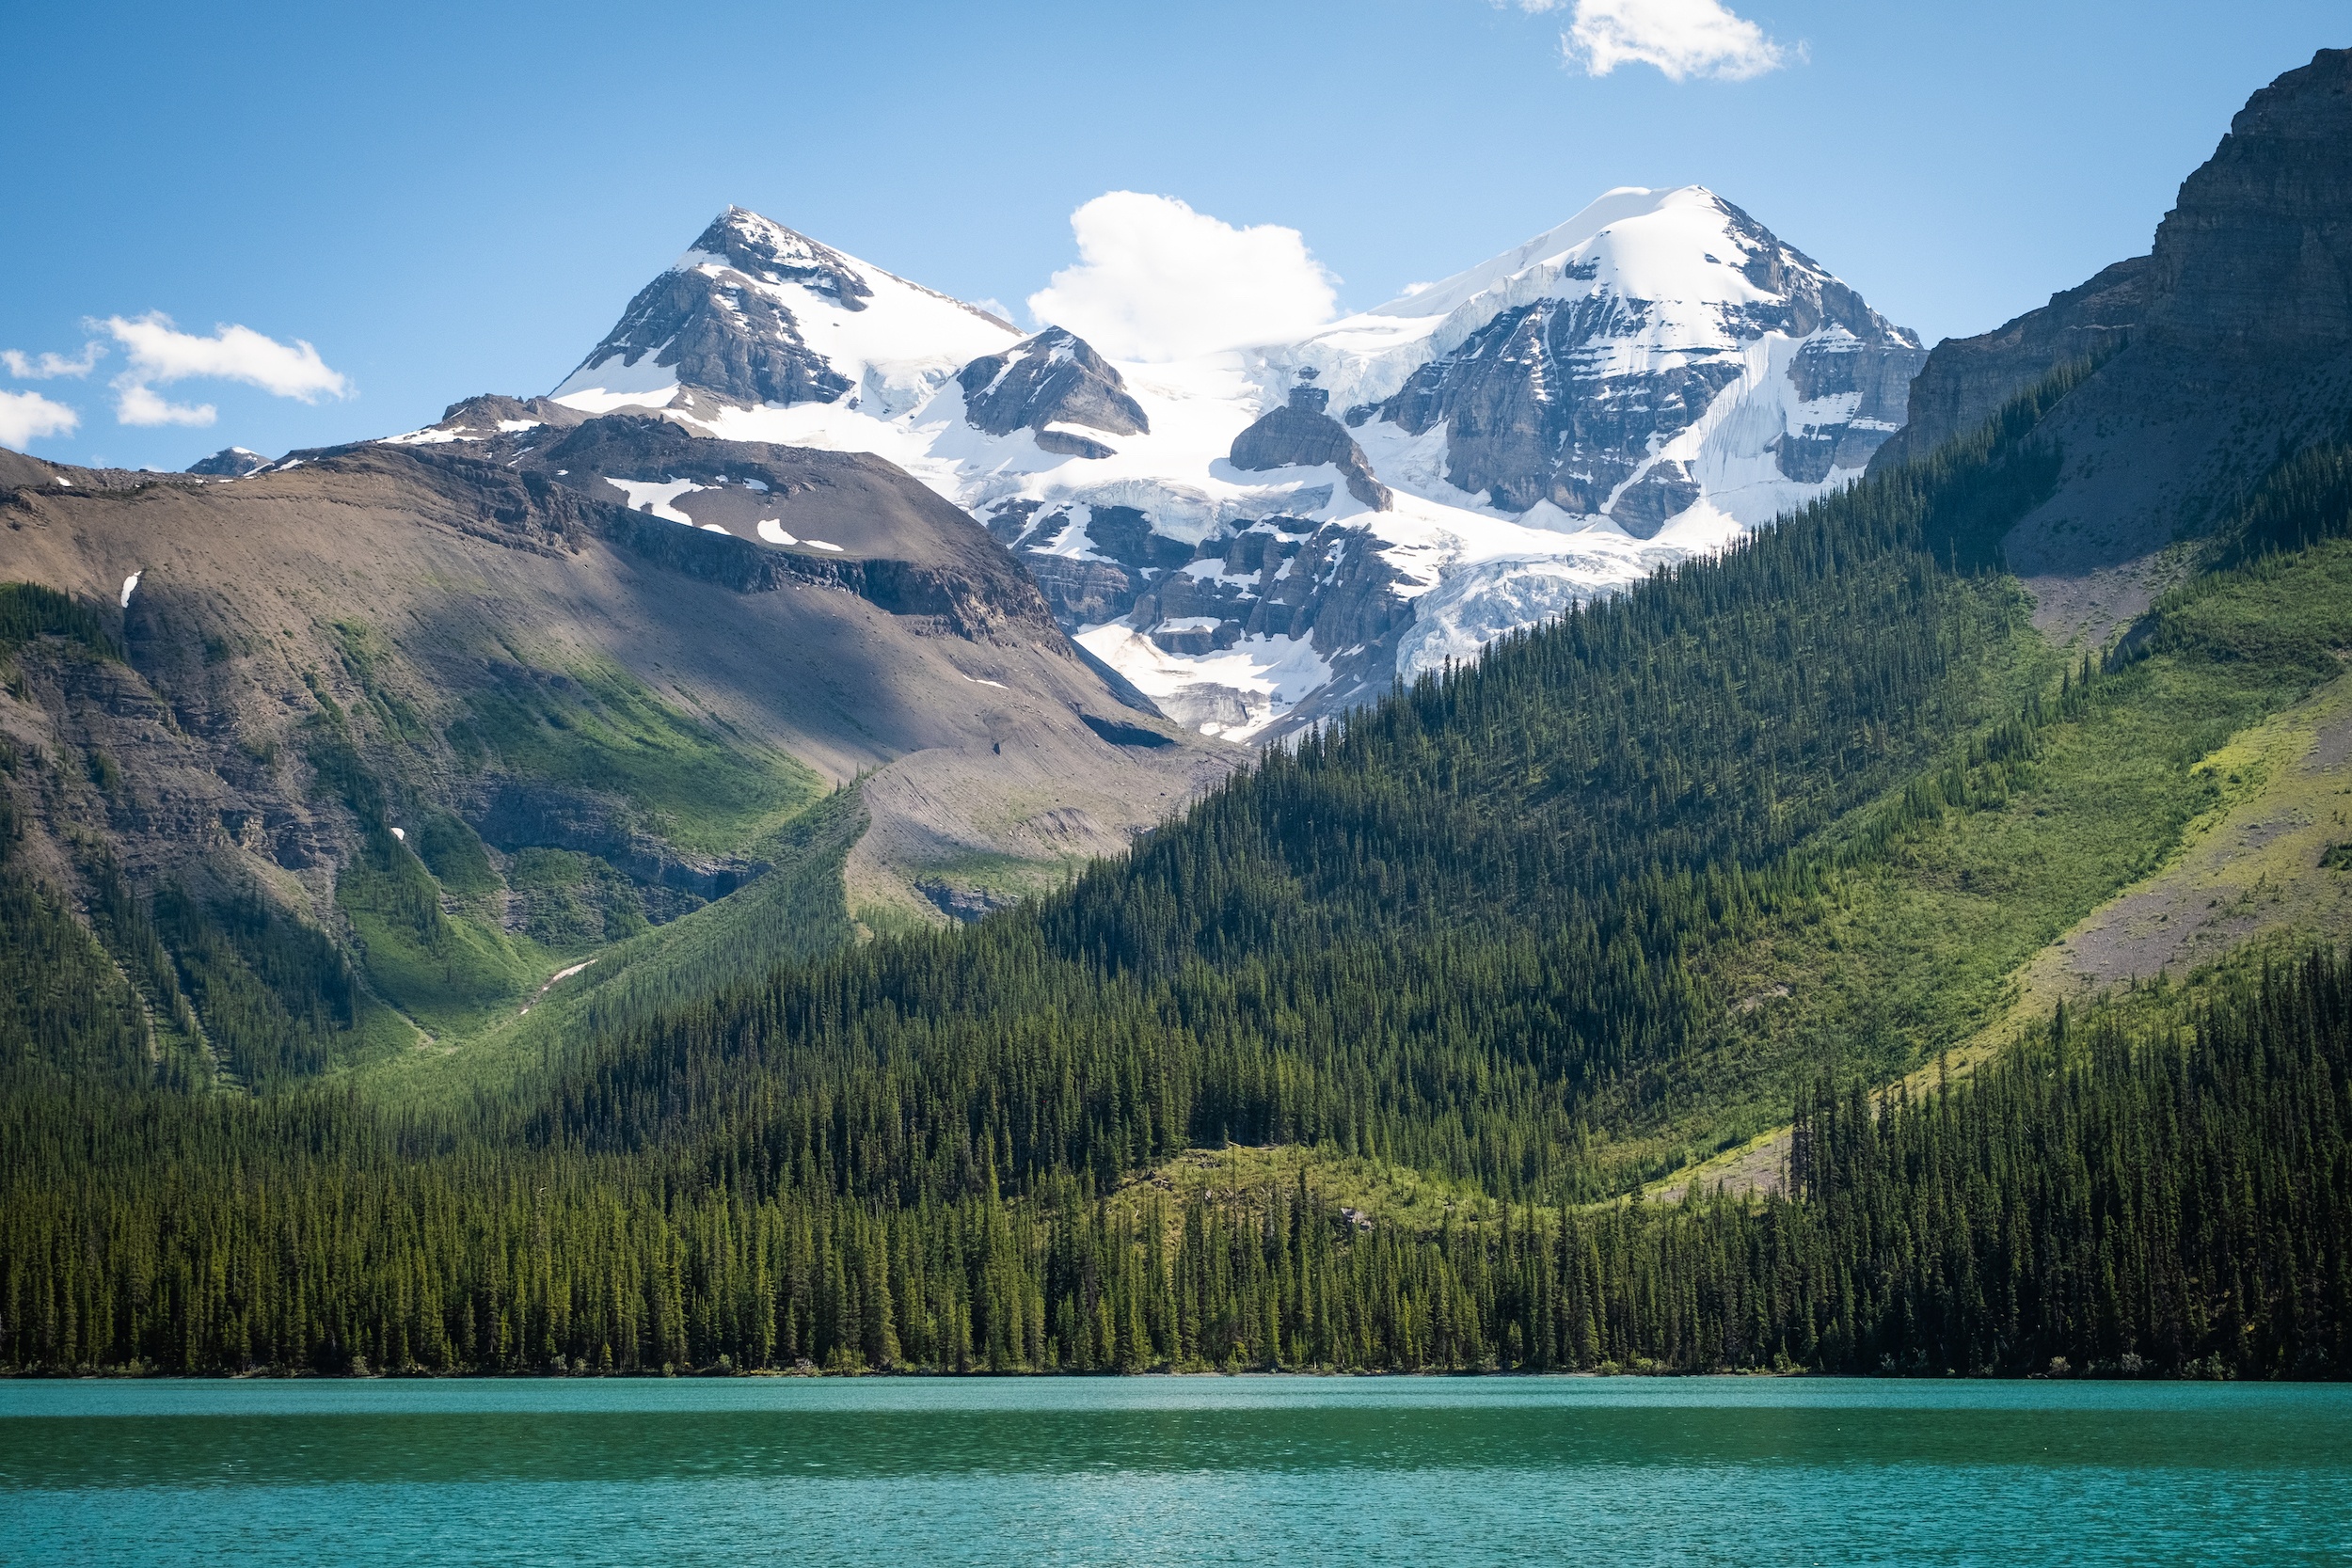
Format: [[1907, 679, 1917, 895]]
[[3, 1376, 2348, 1564]]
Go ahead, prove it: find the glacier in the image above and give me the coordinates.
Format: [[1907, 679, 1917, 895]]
[[542, 190, 1925, 740]]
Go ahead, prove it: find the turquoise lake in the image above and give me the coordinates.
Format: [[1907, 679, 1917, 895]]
[[3, 1377, 2348, 1563]]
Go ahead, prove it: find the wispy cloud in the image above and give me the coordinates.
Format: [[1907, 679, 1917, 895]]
[[1029, 193, 1339, 362], [1518, 0, 1792, 82], [2, 342, 103, 379], [0, 390, 81, 449], [97, 312, 348, 427]]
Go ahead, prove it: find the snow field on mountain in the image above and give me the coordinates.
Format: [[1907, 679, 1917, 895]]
[[1075, 623, 1333, 742], [544, 189, 1921, 738]]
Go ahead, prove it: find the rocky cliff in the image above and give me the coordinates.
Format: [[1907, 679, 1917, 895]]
[[1878, 49, 2352, 478], [1874, 49, 2352, 644]]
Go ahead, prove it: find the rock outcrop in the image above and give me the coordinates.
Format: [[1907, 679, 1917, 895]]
[[185, 447, 271, 477], [959, 327, 1149, 455], [1228, 384, 1391, 511], [1867, 260, 2151, 473]]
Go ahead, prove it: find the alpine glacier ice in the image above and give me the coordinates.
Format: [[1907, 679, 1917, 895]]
[[548, 190, 1925, 740]]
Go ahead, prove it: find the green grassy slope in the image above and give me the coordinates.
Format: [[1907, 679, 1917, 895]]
[[2, 601, 850, 1082], [1645, 467, 2352, 1195], [364, 788, 866, 1104]]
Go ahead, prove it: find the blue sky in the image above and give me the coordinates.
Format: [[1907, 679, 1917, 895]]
[[3, 0, 2342, 470]]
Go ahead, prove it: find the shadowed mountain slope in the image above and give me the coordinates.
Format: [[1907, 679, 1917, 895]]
[[0, 425, 1229, 1077]]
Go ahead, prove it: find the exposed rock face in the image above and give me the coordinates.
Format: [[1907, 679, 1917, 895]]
[[523, 413, 1068, 644], [186, 447, 269, 477], [378, 394, 589, 451], [472, 779, 766, 901], [1867, 260, 2151, 473], [1228, 385, 1391, 511], [1374, 197, 1923, 536], [915, 877, 1018, 923], [1877, 49, 2352, 478], [959, 327, 1149, 451], [432, 393, 587, 435], [982, 497, 1413, 736], [567, 245, 852, 409], [1866, 50, 2352, 649], [2147, 50, 2352, 352]]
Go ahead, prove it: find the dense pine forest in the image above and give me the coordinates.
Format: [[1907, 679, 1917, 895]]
[[6, 950, 2347, 1377], [5, 370, 2352, 1378]]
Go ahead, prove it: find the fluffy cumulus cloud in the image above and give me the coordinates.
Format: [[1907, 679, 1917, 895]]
[[1522, 0, 1790, 82], [98, 313, 348, 427], [1027, 193, 1339, 362], [0, 390, 80, 449]]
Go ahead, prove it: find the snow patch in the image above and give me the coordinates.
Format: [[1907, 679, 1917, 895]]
[[602, 477, 707, 524], [1077, 622, 1332, 741], [755, 519, 797, 546], [119, 571, 140, 608]]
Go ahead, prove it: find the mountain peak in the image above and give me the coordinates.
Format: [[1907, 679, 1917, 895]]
[[686, 207, 874, 312], [1372, 184, 1914, 353], [1373, 185, 1694, 318], [185, 446, 269, 477], [547, 188, 1923, 738], [551, 208, 1018, 420]]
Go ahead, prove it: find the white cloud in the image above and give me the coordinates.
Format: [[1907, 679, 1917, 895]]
[[102, 312, 348, 400], [1521, 0, 1790, 82], [115, 382, 217, 428], [1028, 193, 1339, 362], [92, 311, 346, 427], [2, 343, 103, 379], [0, 390, 81, 449]]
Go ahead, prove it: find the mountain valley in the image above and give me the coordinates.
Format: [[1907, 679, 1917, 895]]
[[3, 48, 2352, 1384]]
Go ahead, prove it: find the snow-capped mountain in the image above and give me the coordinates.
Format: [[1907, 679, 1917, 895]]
[[550, 192, 1925, 739]]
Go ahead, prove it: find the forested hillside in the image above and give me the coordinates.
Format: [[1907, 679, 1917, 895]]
[[6, 367, 2352, 1377]]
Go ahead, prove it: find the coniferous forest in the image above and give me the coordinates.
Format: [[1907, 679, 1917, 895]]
[[6, 368, 2352, 1379]]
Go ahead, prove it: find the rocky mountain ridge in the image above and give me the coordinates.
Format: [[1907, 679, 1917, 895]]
[[546, 189, 1927, 737], [1870, 46, 2352, 644]]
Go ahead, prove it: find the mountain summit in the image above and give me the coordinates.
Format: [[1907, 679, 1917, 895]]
[[554, 190, 1925, 737], [554, 208, 1020, 421]]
